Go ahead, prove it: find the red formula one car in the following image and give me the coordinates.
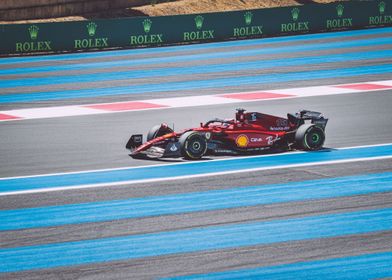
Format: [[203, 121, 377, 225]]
[[126, 108, 328, 160]]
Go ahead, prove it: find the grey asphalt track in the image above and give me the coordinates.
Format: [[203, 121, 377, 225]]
[[0, 28, 392, 279]]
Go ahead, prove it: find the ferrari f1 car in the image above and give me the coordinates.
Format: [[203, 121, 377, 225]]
[[126, 108, 328, 160]]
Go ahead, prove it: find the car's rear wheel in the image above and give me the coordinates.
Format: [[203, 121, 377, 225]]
[[179, 131, 207, 160], [147, 124, 173, 141], [295, 124, 325, 150]]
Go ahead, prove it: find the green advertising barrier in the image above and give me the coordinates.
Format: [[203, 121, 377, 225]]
[[0, 0, 391, 55]]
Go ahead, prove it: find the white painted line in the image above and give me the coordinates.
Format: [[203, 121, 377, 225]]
[[371, 80, 392, 86], [149, 95, 237, 107], [7, 106, 104, 119], [1, 142, 392, 196], [1, 150, 305, 180], [1, 142, 391, 181], [271, 86, 355, 96], [1, 155, 392, 197]]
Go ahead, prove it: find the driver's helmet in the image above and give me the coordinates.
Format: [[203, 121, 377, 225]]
[[236, 108, 246, 122]]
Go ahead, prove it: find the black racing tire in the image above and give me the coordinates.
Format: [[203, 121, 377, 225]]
[[295, 124, 325, 151], [179, 131, 207, 160], [147, 124, 173, 141]]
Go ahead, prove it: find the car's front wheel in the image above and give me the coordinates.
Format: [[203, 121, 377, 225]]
[[179, 131, 207, 160], [295, 124, 325, 150]]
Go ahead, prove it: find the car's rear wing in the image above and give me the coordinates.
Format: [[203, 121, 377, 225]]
[[300, 110, 328, 129], [288, 110, 328, 130]]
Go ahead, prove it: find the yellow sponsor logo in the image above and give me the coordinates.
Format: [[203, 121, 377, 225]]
[[236, 134, 249, 147]]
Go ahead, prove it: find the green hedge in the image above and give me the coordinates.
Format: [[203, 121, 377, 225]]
[[1, 0, 391, 55]]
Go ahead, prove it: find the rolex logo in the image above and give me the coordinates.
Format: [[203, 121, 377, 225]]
[[28, 25, 39, 40], [86, 22, 97, 36], [291, 8, 300, 21], [379, 1, 386, 14], [17, 25, 52, 53], [244, 11, 253, 25], [336, 4, 344, 17], [143, 19, 152, 33], [282, 7, 309, 33], [194, 15, 204, 30]]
